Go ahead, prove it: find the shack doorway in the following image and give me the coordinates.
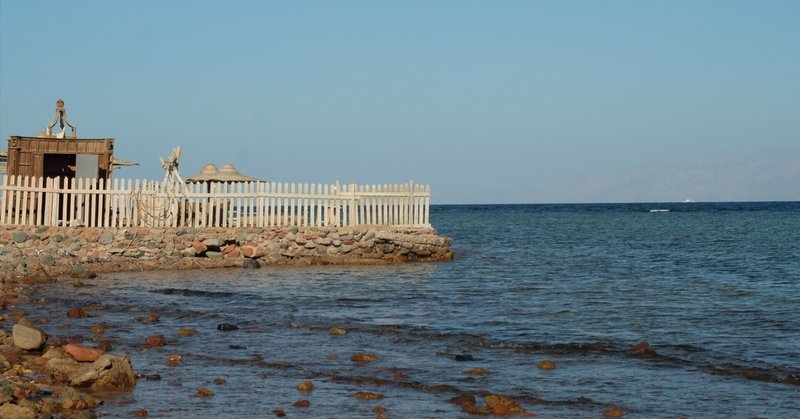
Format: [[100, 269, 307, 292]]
[[43, 154, 76, 180], [43, 154, 76, 224]]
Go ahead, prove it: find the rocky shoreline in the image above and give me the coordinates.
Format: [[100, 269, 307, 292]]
[[1, 225, 453, 281], [2, 289, 136, 418], [1, 225, 452, 417]]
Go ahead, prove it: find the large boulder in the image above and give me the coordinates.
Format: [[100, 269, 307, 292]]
[[12, 319, 47, 351], [69, 355, 136, 390]]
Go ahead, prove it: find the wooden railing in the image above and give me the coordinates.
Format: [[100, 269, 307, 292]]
[[0, 175, 431, 228]]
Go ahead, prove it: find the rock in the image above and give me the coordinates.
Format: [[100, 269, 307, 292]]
[[272, 409, 286, 417], [129, 409, 149, 417], [243, 258, 260, 269], [339, 245, 352, 254], [70, 265, 97, 279], [40, 254, 57, 266], [192, 241, 208, 253], [628, 341, 651, 354], [329, 326, 347, 335], [12, 231, 28, 243], [217, 323, 238, 331], [64, 343, 104, 362], [604, 407, 625, 417], [364, 231, 375, 241], [67, 307, 87, 318], [297, 380, 314, 392], [166, 354, 182, 367], [354, 391, 384, 400], [485, 395, 526, 415], [196, 387, 214, 397], [450, 393, 477, 407], [214, 378, 226, 385], [98, 230, 115, 245], [350, 353, 379, 363], [465, 367, 490, 375], [177, 328, 198, 336], [90, 325, 107, 334], [12, 319, 47, 350], [0, 403, 35, 419], [69, 355, 136, 390], [304, 241, 317, 250], [454, 354, 475, 362], [537, 360, 556, 370], [202, 238, 221, 247], [145, 335, 166, 346], [45, 357, 80, 381], [206, 251, 223, 259], [293, 399, 310, 407]]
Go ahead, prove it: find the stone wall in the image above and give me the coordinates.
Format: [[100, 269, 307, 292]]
[[0, 225, 453, 280]]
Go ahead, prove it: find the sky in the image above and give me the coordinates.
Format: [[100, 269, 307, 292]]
[[1, 0, 798, 204]]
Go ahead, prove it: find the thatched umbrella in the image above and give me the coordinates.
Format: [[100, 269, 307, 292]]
[[186, 163, 220, 183], [215, 163, 261, 183]]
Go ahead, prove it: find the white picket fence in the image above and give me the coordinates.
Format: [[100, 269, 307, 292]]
[[0, 175, 431, 228]]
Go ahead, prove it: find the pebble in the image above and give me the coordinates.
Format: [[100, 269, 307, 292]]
[[293, 399, 311, 407], [145, 335, 166, 346], [297, 380, 314, 392], [537, 360, 556, 370], [329, 326, 347, 335], [196, 387, 215, 397], [217, 323, 239, 331], [355, 392, 385, 400], [351, 353, 379, 362]]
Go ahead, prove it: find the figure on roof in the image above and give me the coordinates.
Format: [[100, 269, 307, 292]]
[[38, 99, 78, 138]]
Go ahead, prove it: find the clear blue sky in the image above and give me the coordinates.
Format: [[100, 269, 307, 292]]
[[1, 0, 798, 203]]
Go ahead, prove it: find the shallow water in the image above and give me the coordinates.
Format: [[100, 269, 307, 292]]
[[15, 202, 800, 417]]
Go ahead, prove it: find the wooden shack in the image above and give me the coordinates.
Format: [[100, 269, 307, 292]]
[[6, 136, 114, 181]]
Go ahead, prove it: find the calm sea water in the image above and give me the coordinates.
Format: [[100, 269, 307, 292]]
[[18, 202, 800, 418]]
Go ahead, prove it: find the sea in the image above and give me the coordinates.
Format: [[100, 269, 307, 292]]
[[16, 202, 800, 418]]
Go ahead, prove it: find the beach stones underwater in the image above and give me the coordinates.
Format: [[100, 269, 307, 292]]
[[217, 323, 239, 331]]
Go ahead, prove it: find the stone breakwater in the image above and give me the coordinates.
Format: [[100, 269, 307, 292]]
[[0, 225, 453, 280]]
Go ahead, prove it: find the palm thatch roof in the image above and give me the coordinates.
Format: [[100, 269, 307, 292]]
[[186, 162, 261, 183]]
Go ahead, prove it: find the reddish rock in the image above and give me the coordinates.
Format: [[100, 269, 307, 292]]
[[272, 409, 286, 417], [82, 230, 100, 243], [145, 335, 166, 346], [192, 241, 207, 253], [485, 395, 526, 415], [64, 343, 104, 362], [222, 245, 238, 255], [224, 249, 242, 259], [129, 409, 149, 417], [629, 341, 650, 353], [242, 246, 255, 257], [355, 392, 384, 400], [351, 353, 379, 363], [196, 387, 214, 397], [177, 328, 198, 336], [166, 354, 182, 367], [67, 307, 87, 318], [292, 399, 310, 407], [604, 407, 624, 417]]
